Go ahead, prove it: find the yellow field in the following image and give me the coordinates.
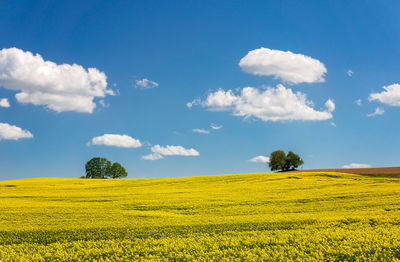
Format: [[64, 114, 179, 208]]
[[0, 172, 400, 261]]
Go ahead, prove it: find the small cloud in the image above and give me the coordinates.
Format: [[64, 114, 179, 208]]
[[87, 134, 142, 148], [0, 123, 33, 140], [369, 83, 400, 106], [192, 128, 210, 134], [151, 145, 199, 156], [0, 98, 10, 108], [355, 99, 362, 106], [248, 155, 270, 163], [367, 107, 384, 117], [347, 70, 354, 77], [210, 123, 222, 130], [134, 78, 158, 89], [173, 131, 185, 136], [99, 100, 109, 108], [330, 122, 336, 127], [186, 98, 200, 108], [325, 99, 335, 112], [141, 153, 163, 161], [342, 163, 371, 168]]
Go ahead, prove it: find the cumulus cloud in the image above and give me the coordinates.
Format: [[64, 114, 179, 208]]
[[151, 145, 199, 156], [248, 155, 270, 163], [188, 85, 334, 122], [355, 99, 362, 106], [367, 107, 384, 117], [142, 145, 199, 160], [342, 163, 371, 169], [210, 123, 222, 130], [0, 122, 33, 140], [135, 78, 158, 89], [239, 47, 327, 84], [87, 134, 142, 148], [0, 98, 10, 108], [0, 47, 113, 113], [347, 70, 354, 77], [369, 83, 400, 106], [192, 128, 210, 134]]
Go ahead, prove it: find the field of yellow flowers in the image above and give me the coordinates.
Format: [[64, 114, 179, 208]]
[[0, 172, 400, 261]]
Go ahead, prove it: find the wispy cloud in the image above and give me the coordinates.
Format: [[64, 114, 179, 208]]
[[347, 70, 354, 77], [192, 128, 210, 134], [367, 107, 384, 117], [134, 78, 159, 89], [210, 123, 222, 130], [342, 163, 371, 168]]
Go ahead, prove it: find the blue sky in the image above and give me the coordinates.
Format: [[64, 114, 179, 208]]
[[1, 1, 400, 180]]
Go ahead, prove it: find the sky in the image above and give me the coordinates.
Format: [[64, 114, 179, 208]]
[[1, 1, 400, 180]]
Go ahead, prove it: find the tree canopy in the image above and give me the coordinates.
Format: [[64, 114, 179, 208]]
[[85, 157, 127, 179], [269, 150, 303, 172]]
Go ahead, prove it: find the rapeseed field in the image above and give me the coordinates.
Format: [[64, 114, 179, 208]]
[[0, 172, 400, 261]]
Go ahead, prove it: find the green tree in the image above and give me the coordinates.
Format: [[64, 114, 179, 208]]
[[85, 157, 112, 179], [269, 150, 287, 171], [285, 151, 304, 171], [109, 162, 128, 178], [269, 150, 304, 171]]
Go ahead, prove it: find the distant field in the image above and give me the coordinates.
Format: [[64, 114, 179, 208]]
[[291, 166, 400, 176], [1, 172, 400, 261]]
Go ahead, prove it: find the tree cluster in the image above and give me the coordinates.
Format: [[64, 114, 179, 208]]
[[269, 150, 303, 172], [85, 157, 127, 179]]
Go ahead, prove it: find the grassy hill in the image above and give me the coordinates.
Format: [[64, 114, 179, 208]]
[[1, 172, 400, 260]]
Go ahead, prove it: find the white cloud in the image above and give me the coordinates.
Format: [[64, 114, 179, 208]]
[[367, 107, 384, 117], [210, 123, 222, 130], [87, 134, 142, 148], [0, 98, 10, 108], [239, 47, 326, 84], [192, 128, 210, 134], [325, 99, 335, 112], [141, 153, 163, 160], [0, 123, 33, 140], [189, 85, 334, 122], [330, 122, 336, 127], [347, 70, 354, 77], [248, 155, 270, 163], [369, 83, 400, 106], [0, 47, 113, 113], [151, 145, 199, 156], [355, 99, 362, 106], [135, 78, 158, 89], [342, 163, 371, 169]]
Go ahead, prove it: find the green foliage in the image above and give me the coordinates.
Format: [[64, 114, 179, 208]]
[[269, 150, 304, 171], [109, 162, 127, 179], [269, 150, 286, 171], [85, 157, 128, 179], [85, 157, 112, 179], [285, 151, 304, 170]]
